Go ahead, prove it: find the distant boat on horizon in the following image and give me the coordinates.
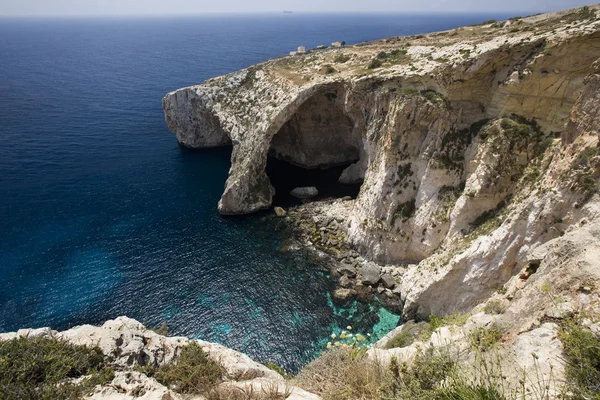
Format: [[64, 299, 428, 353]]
[[283, 10, 294, 14]]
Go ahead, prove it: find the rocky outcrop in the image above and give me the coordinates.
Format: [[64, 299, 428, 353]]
[[164, 5, 600, 323], [0, 317, 320, 400], [368, 219, 600, 397]]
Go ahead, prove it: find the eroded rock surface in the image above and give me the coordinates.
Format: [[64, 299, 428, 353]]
[[164, 6, 600, 323], [0, 317, 321, 400]]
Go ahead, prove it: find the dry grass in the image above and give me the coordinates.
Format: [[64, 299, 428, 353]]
[[206, 382, 292, 400], [294, 346, 386, 400]]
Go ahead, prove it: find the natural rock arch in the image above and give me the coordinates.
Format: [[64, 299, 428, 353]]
[[268, 85, 361, 170]]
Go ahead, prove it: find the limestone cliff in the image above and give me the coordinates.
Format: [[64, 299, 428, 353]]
[[164, 5, 600, 321], [0, 317, 320, 400]]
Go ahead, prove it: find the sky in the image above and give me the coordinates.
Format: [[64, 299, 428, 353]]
[[0, 0, 596, 16]]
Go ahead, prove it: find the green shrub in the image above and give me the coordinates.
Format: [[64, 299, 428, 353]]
[[368, 58, 383, 69], [265, 361, 292, 379], [578, 6, 597, 20], [483, 300, 507, 315], [152, 322, 169, 336], [565, 145, 599, 201], [324, 65, 336, 74], [421, 89, 446, 105], [391, 49, 408, 56], [429, 312, 471, 331], [559, 319, 600, 399], [334, 54, 351, 63], [401, 87, 420, 97], [383, 347, 455, 397], [0, 336, 110, 400], [470, 325, 503, 351], [385, 321, 431, 349], [154, 342, 225, 394]]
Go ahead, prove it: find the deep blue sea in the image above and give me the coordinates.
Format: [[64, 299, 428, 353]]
[[0, 12, 514, 371]]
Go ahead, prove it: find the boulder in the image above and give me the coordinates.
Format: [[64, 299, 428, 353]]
[[274, 206, 287, 217], [336, 263, 357, 278], [290, 187, 318, 199], [361, 264, 381, 285], [339, 274, 352, 288], [333, 288, 356, 301], [381, 273, 395, 288]]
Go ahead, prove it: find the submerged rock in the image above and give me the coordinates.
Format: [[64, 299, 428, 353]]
[[290, 187, 319, 199], [333, 288, 356, 301], [339, 274, 351, 288]]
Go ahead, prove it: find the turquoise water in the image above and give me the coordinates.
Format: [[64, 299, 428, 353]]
[[0, 12, 513, 371]]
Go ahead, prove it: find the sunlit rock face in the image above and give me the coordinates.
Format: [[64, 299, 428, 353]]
[[164, 7, 600, 317]]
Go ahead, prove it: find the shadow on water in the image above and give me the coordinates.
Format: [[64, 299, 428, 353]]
[[266, 156, 363, 209]]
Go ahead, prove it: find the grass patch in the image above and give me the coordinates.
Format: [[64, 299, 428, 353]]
[[484, 300, 507, 315], [386, 314, 471, 349], [385, 321, 431, 349], [294, 346, 385, 399], [562, 144, 599, 201], [265, 361, 292, 379], [470, 325, 503, 352], [368, 58, 382, 69], [0, 336, 112, 400], [429, 313, 471, 330], [384, 347, 505, 399], [334, 54, 351, 63], [152, 322, 169, 336], [150, 342, 225, 394], [559, 319, 600, 399]]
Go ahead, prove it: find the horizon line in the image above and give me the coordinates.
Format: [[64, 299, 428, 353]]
[[0, 9, 551, 19]]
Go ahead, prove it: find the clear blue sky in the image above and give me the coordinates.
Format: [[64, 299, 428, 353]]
[[0, 0, 596, 16]]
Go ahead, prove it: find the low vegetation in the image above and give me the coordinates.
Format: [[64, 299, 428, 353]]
[[142, 342, 225, 394], [265, 361, 292, 379], [334, 54, 351, 63], [470, 325, 503, 352], [368, 58, 382, 69], [563, 144, 599, 201], [0, 336, 113, 400], [324, 64, 337, 74], [294, 346, 385, 399], [296, 344, 510, 400], [484, 300, 507, 315], [385, 313, 471, 350], [558, 318, 600, 399]]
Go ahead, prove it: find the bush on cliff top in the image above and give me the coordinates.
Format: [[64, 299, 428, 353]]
[[559, 318, 600, 399], [296, 344, 507, 400], [146, 341, 225, 394], [0, 336, 113, 400]]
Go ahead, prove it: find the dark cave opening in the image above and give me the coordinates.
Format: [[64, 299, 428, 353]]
[[266, 156, 363, 208], [266, 87, 364, 208]]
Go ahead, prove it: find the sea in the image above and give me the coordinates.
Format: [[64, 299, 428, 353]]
[[0, 12, 514, 372]]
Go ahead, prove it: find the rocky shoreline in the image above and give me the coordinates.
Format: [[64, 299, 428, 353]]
[[276, 198, 405, 314]]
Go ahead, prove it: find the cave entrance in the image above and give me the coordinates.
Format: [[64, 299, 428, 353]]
[[267, 87, 364, 207]]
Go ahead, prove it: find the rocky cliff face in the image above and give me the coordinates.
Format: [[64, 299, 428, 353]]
[[164, 5, 600, 322], [0, 317, 320, 400], [163, 7, 600, 395]]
